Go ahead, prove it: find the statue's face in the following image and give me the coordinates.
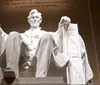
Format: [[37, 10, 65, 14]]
[[29, 13, 42, 28]]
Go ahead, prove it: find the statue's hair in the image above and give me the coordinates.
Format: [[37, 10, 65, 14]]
[[27, 9, 42, 19]]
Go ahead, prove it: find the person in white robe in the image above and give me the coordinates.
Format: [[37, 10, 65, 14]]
[[52, 16, 93, 84]]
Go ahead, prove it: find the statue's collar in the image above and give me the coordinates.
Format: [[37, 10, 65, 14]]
[[30, 27, 41, 31]]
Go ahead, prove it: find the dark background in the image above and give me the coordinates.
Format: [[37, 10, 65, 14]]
[[90, 0, 100, 76], [0, 0, 100, 81]]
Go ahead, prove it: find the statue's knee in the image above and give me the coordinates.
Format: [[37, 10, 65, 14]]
[[9, 31, 19, 37], [42, 33, 53, 42]]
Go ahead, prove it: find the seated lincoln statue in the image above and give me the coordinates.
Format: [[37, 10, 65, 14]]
[[0, 9, 93, 84]]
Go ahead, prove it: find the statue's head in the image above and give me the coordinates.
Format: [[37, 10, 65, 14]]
[[27, 9, 42, 28], [59, 16, 71, 31]]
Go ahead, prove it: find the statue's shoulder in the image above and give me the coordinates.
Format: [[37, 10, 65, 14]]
[[23, 29, 31, 35], [20, 29, 31, 38]]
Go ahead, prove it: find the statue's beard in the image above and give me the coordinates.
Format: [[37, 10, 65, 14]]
[[30, 22, 40, 28]]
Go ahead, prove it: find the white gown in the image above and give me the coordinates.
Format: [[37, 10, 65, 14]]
[[52, 23, 93, 84]]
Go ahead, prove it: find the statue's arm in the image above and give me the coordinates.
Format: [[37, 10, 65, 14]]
[[0, 27, 8, 37], [0, 27, 8, 56]]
